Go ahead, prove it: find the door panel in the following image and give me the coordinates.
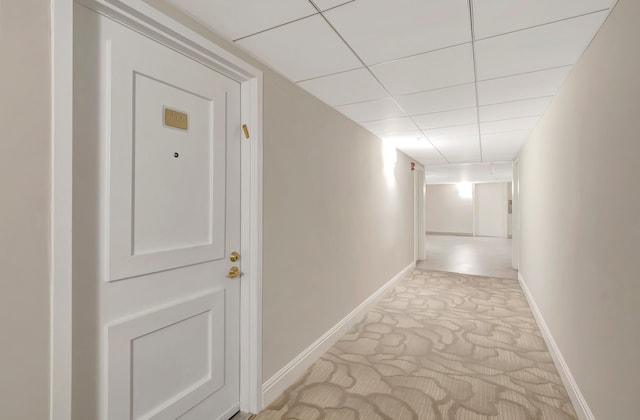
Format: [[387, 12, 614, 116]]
[[73, 4, 241, 420], [132, 73, 218, 256], [108, 291, 225, 420], [107, 24, 230, 282]]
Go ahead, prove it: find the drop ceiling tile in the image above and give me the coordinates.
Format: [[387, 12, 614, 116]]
[[370, 44, 475, 95], [425, 162, 514, 183], [430, 135, 480, 148], [335, 98, 406, 122], [481, 117, 539, 135], [482, 131, 530, 145], [439, 142, 482, 163], [396, 84, 477, 116], [472, 0, 613, 39], [387, 132, 427, 147], [429, 135, 480, 156], [479, 97, 552, 122], [324, 0, 471, 65], [361, 117, 418, 137], [297, 68, 387, 106], [158, 0, 317, 41], [426, 124, 479, 141], [477, 67, 571, 105], [475, 12, 608, 80], [448, 156, 483, 164], [429, 135, 480, 163], [431, 134, 480, 146], [312, 0, 354, 11], [481, 151, 519, 162], [398, 146, 448, 166], [481, 131, 530, 161], [235, 15, 361, 82], [414, 108, 478, 129]]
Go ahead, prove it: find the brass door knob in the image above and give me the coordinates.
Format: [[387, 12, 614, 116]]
[[229, 251, 240, 262], [226, 266, 241, 278]]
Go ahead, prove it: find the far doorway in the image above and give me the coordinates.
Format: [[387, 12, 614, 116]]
[[422, 181, 516, 279]]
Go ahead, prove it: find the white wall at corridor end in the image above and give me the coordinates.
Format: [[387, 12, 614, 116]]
[[425, 184, 474, 235], [517, 0, 640, 417], [425, 182, 511, 237]]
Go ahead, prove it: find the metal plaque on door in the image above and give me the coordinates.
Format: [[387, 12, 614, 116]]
[[164, 107, 188, 130]]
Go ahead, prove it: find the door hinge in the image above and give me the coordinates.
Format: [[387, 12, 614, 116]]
[[242, 124, 250, 139]]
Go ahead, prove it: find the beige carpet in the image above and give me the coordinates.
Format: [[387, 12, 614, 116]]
[[253, 269, 577, 420]]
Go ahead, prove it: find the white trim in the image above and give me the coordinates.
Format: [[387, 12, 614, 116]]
[[262, 261, 416, 408], [471, 183, 477, 237], [512, 159, 520, 270], [64, 0, 264, 415], [413, 169, 426, 261], [413, 172, 419, 261], [416, 169, 426, 261], [239, 75, 264, 414], [421, 173, 426, 257], [518, 273, 595, 420], [425, 231, 474, 237], [51, 1, 73, 419]]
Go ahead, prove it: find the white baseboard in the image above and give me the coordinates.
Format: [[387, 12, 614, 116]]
[[261, 261, 416, 408], [517, 273, 595, 420], [426, 231, 473, 237]]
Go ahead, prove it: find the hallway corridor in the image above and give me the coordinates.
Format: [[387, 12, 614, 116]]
[[253, 269, 574, 420], [418, 235, 517, 280]]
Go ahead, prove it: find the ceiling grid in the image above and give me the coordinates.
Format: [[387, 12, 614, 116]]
[[151, 0, 618, 175], [467, 0, 484, 162], [310, 0, 454, 163]]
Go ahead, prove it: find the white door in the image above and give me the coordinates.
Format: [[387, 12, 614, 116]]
[[74, 5, 241, 420]]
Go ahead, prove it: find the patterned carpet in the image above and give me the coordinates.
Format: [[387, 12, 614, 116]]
[[254, 269, 577, 420]]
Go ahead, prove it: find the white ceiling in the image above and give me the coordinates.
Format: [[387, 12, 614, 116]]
[[424, 162, 514, 184], [150, 0, 615, 181]]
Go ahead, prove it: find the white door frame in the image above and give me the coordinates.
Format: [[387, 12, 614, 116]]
[[413, 170, 426, 261], [512, 159, 520, 270], [50, 1, 264, 418]]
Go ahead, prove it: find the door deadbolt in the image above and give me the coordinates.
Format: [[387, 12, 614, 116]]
[[229, 251, 240, 262], [226, 266, 241, 278]]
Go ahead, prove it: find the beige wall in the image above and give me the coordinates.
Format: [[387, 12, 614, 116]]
[[262, 71, 415, 378], [425, 184, 473, 235], [0, 0, 51, 419], [517, 0, 640, 418]]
